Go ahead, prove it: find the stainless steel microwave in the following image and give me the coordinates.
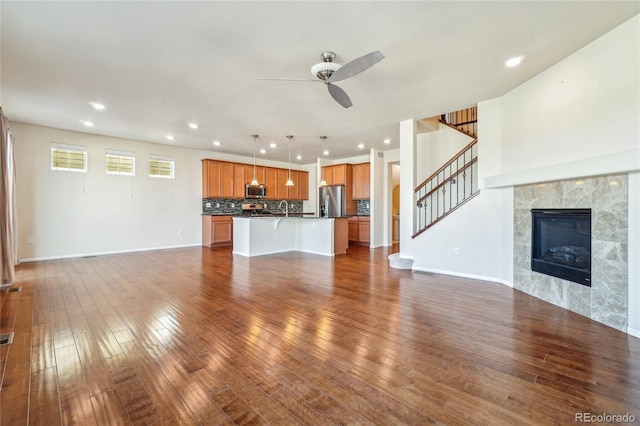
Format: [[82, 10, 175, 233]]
[[245, 184, 267, 199]]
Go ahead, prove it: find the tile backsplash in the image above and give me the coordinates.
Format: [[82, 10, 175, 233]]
[[357, 200, 370, 216], [202, 198, 303, 215]]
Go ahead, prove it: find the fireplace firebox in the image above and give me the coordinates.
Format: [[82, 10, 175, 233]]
[[531, 209, 591, 286]]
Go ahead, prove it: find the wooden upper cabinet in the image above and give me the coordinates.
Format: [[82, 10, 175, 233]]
[[265, 167, 278, 199], [202, 160, 221, 198], [286, 170, 299, 200], [277, 168, 289, 199], [298, 171, 309, 200], [322, 164, 349, 186], [331, 164, 348, 185], [322, 165, 336, 186], [202, 160, 235, 198], [220, 162, 235, 198], [203, 160, 308, 200], [246, 165, 266, 188], [352, 162, 370, 200], [320, 165, 331, 186], [234, 164, 248, 199]]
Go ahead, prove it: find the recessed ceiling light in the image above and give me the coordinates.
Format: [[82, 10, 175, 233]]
[[166, 135, 175, 141], [323, 149, 330, 156], [259, 148, 266, 154], [296, 154, 302, 160], [383, 138, 391, 144], [89, 102, 105, 110], [81, 121, 94, 127], [212, 140, 221, 146], [505, 56, 523, 67], [269, 142, 277, 148], [358, 143, 365, 149], [188, 122, 198, 129]]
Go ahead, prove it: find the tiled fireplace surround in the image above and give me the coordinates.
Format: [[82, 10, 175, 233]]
[[513, 174, 628, 331]]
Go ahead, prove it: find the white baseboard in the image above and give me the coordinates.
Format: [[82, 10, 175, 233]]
[[411, 265, 513, 287], [628, 326, 640, 338], [19, 243, 202, 263]]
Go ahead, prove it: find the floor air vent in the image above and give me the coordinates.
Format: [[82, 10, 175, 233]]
[[7, 286, 22, 293], [0, 332, 15, 346]]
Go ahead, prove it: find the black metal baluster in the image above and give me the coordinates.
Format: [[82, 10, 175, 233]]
[[448, 163, 452, 213]]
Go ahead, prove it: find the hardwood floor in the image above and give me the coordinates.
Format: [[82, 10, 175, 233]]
[[1, 245, 639, 425]]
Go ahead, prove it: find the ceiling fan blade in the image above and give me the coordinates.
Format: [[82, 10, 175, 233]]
[[327, 83, 353, 109], [328, 50, 384, 83], [256, 78, 320, 82]]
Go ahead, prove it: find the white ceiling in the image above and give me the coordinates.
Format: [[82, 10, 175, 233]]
[[2, 1, 638, 165]]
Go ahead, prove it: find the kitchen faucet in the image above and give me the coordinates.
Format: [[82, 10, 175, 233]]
[[278, 200, 289, 217]]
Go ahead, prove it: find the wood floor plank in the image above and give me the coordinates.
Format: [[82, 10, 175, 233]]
[[1, 245, 638, 425], [28, 366, 63, 426]]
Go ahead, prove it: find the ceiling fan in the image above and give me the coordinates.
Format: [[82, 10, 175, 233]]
[[258, 50, 384, 108]]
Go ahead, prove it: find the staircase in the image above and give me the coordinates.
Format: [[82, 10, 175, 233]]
[[413, 107, 479, 238], [441, 105, 477, 137]]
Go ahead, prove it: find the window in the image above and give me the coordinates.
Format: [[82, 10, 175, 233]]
[[106, 149, 135, 176], [51, 143, 88, 172], [149, 155, 175, 179]]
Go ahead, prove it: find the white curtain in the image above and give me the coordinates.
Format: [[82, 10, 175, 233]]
[[1, 107, 18, 286]]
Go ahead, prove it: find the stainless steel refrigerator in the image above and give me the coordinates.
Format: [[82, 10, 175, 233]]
[[319, 185, 346, 217]]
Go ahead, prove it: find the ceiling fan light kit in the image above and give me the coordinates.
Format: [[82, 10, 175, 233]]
[[310, 51, 340, 80]]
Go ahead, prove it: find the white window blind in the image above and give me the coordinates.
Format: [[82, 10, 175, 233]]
[[106, 149, 135, 176], [149, 155, 175, 179], [51, 142, 88, 172]]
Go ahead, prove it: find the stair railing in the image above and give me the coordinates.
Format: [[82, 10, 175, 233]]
[[441, 106, 477, 137], [413, 138, 479, 238]]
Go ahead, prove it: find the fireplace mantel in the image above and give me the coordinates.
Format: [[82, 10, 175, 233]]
[[484, 149, 639, 189]]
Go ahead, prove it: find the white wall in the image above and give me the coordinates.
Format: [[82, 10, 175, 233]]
[[11, 122, 303, 260], [499, 15, 639, 173], [370, 149, 385, 247], [416, 124, 472, 183]]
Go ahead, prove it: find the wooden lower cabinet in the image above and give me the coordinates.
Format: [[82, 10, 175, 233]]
[[348, 218, 358, 241], [358, 217, 370, 244], [202, 215, 233, 247], [348, 216, 370, 246], [334, 218, 349, 255]]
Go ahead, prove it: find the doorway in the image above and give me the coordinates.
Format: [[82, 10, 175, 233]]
[[390, 162, 400, 246]]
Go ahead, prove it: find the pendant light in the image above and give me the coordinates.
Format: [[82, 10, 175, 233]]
[[250, 134, 260, 186], [285, 135, 294, 186], [319, 136, 328, 187]]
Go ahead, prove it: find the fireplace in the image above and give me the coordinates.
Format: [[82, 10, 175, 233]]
[[531, 209, 591, 286]]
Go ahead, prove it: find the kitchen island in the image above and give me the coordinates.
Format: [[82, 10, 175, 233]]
[[233, 217, 348, 257]]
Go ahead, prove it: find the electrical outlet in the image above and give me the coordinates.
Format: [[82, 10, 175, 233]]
[[454, 247, 461, 256], [215, 203, 220, 208], [27, 237, 34, 245], [231, 203, 235, 208], [205, 202, 211, 208], [178, 229, 182, 236]]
